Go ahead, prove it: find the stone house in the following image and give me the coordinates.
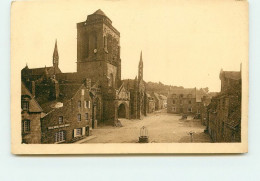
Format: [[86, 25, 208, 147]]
[[151, 92, 162, 111], [21, 83, 43, 144], [167, 88, 197, 114], [29, 79, 95, 143], [146, 93, 155, 113], [159, 94, 167, 109], [206, 68, 241, 142]]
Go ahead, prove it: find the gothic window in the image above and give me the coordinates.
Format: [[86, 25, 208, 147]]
[[94, 33, 98, 49], [86, 34, 89, 58], [108, 73, 114, 87], [104, 36, 107, 50]]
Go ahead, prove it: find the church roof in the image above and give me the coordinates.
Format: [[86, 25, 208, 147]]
[[22, 66, 62, 77]]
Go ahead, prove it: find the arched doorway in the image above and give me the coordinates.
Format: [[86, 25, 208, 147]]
[[118, 103, 126, 118]]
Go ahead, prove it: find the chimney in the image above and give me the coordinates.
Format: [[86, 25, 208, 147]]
[[31, 81, 35, 97]]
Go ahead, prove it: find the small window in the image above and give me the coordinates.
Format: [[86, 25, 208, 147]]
[[76, 128, 82, 136], [78, 101, 81, 108], [85, 100, 91, 108], [81, 89, 84, 96], [188, 100, 192, 104], [77, 114, 81, 122], [172, 107, 176, 112], [180, 94, 183, 98], [55, 131, 65, 143], [172, 100, 176, 104], [85, 113, 89, 120], [22, 101, 29, 111], [23, 120, 30, 133], [58, 116, 63, 124], [188, 108, 192, 112]]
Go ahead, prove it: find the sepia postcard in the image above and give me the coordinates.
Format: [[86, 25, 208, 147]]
[[11, 0, 248, 154]]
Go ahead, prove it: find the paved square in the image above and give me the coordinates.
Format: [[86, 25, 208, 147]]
[[83, 110, 211, 143]]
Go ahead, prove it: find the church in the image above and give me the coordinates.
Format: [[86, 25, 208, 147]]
[[21, 9, 148, 138]]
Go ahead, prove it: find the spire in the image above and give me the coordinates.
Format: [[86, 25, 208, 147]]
[[140, 51, 143, 63], [53, 39, 59, 59], [53, 39, 59, 70], [138, 51, 143, 81]]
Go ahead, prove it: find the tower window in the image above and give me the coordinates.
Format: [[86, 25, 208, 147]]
[[94, 33, 98, 49], [104, 36, 107, 50]]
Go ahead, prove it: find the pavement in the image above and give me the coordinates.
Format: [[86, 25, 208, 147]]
[[81, 109, 212, 143]]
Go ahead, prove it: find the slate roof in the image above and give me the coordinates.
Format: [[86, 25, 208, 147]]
[[159, 94, 167, 100], [21, 82, 43, 113], [169, 88, 196, 98], [23, 66, 62, 76], [35, 83, 84, 114]]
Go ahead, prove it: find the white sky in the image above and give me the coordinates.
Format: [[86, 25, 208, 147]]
[[11, 0, 248, 92]]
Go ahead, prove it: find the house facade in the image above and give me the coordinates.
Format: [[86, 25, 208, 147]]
[[21, 83, 43, 144], [207, 68, 241, 142], [167, 88, 197, 114]]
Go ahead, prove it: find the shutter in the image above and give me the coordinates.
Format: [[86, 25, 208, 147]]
[[82, 127, 85, 136], [73, 129, 77, 137]]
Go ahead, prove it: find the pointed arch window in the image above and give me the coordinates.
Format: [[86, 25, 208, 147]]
[[104, 35, 107, 51]]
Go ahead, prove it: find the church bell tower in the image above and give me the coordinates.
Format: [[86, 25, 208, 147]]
[[76, 9, 121, 89]]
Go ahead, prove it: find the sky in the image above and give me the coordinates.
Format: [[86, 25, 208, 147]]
[[11, 0, 248, 92]]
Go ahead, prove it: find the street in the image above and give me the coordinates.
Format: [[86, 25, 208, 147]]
[[83, 109, 212, 143]]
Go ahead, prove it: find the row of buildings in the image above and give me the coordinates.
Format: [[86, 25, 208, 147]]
[[167, 87, 213, 117], [206, 68, 242, 142], [166, 67, 242, 143], [21, 9, 166, 144]]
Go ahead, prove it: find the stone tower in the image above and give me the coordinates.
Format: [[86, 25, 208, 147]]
[[53, 40, 59, 74], [76, 9, 121, 90]]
